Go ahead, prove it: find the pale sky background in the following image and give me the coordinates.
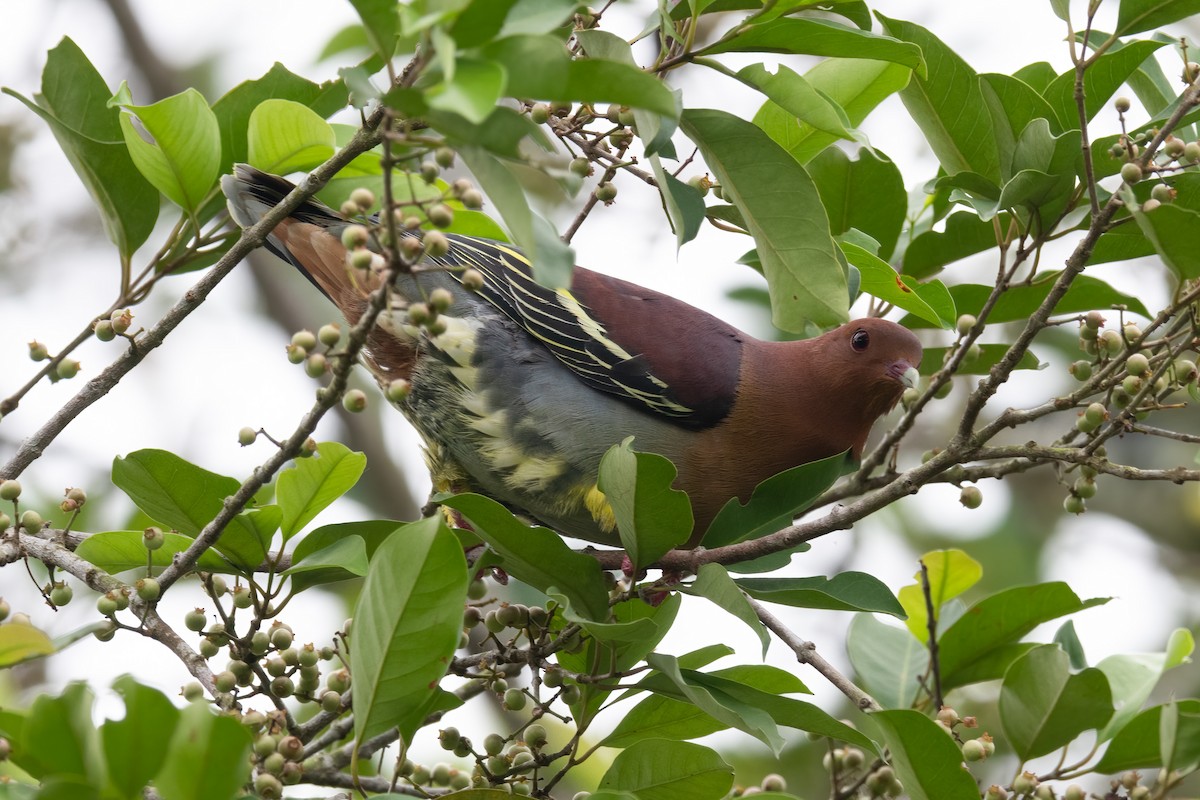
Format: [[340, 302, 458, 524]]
[[1, 0, 1198, 787]]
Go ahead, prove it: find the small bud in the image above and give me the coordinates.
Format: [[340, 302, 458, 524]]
[[300, 437, 318, 457], [342, 389, 368, 413], [1114, 96, 1131, 113], [238, 426, 257, 446], [143, 526, 165, 551], [955, 314, 976, 336]]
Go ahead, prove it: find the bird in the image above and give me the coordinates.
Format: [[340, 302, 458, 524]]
[[222, 165, 922, 548]]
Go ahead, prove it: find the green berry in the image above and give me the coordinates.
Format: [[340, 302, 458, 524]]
[[434, 146, 456, 168], [1084, 402, 1107, 425], [136, 578, 161, 602], [232, 585, 253, 609], [254, 773, 283, 800], [285, 343, 307, 364], [438, 727, 461, 751], [1101, 329, 1123, 356], [0, 480, 21, 501], [424, 230, 450, 258], [304, 352, 327, 378], [1185, 141, 1200, 162], [1114, 96, 1131, 113], [428, 204, 454, 229], [524, 724, 547, 749], [955, 314, 976, 336], [530, 104, 550, 124], [595, 182, 617, 203], [461, 189, 484, 209], [56, 359, 81, 380], [428, 287, 454, 313], [342, 389, 367, 413], [270, 624, 294, 650], [959, 486, 983, 509], [277, 735, 304, 761], [94, 319, 116, 341], [94, 622, 116, 642], [181, 682, 204, 702], [97, 594, 119, 616], [1121, 162, 1143, 184], [962, 738, 986, 761], [327, 669, 351, 694], [386, 379, 411, 403], [1151, 183, 1174, 203], [28, 341, 49, 361], [1123, 374, 1144, 395], [19, 510, 43, 532], [1084, 310, 1105, 329], [49, 582, 73, 606], [569, 157, 592, 177], [318, 323, 341, 347], [270, 676, 294, 697], [1068, 360, 1093, 381], [214, 670, 237, 692], [1073, 477, 1098, 498], [291, 330, 317, 351], [185, 608, 207, 632], [1063, 494, 1086, 514], [503, 688, 527, 710], [238, 427, 257, 446], [143, 526, 165, 551], [340, 225, 369, 249], [1123, 323, 1142, 343], [198, 638, 220, 659], [321, 690, 342, 712], [350, 187, 375, 211], [0, 599, 8, 622]]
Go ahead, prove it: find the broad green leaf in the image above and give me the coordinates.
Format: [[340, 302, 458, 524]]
[[1097, 628, 1194, 741], [979, 72, 1062, 181], [649, 157, 706, 248], [481, 35, 677, 117], [701, 451, 846, 548], [754, 58, 912, 165], [211, 63, 347, 173], [426, 56, 507, 124], [1055, 620, 1089, 669], [844, 245, 953, 328], [1049, 0, 1070, 21], [283, 535, 370, 587], [870, 710, 979, 800], [939, 582, 1108, 690], [103, 676, 180, 800], [458, 145, 574, 287], [682, 108, 846, 330], [918, 344, 1042, 376], [287, 520, 402, 589], [599, 739, 733, 800], [689, 564, 770, 657], [112, 449, 238, 536], [724, 63, 856, 144], [898, 549, 982, 643], [1044, 40, 1167, 128], [903, 210, 1009, 279], [352, 516, 469, 744], [809, 146, 906, 259], [350, 0, 399, 59], [847, 614, 925, 710], [442, 493, 610, 620], [74, 530, 233, 574], [738, 572, 905, 616], [153, 702, 251, 800], [1116, 0, 1200, 35], [901, 272, 1151, 328], [24, 684, 104, 786], [0, 623, 55, 668], [598, 438, 693, 568], [3, 38, 158, 260], [1129, 201, 1200, 279], [700, 18, 924, 76], [111, 85, 220, 215], [877, 15, 1001, 182], [1000, 645, 1114, 760], [1095, 700, 1200, 773], [247, 98, 336, 174], [276, 441, 366, 539]]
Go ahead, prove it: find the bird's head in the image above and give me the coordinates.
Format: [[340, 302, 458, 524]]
[[828, 318, 923, 413]]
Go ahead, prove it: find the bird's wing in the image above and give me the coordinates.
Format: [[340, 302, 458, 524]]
[[435, 235, 744, 430]]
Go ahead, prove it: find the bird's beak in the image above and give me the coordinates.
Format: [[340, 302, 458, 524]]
[[888, 362, 921, 389]]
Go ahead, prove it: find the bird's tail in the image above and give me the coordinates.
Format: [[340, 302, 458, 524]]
[[221, 164, 380, 305]]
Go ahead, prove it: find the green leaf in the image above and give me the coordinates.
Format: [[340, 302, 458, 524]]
[[738, 572, 905, 616], [900, 272, 1151, 328], [0, 622, 55, 668], [598, 739, 733, 800], [1055, 620, 1089, 669], [979, 72, 1062, 181], [844, 245, 954, 328], [246, 98, 336, 174], [597, 438, 692, 568], [350, 0, 399, 59], [939, 582, 1109, 691], [1096, 628, 1194, 742], [103, 676, 180, 800], [870, 710, 979, 800], [287, 520, 403, 589], [3, 38, 158, 260], [690, 564, 770, 657], [649, 157, 706, 248], [111, 86, 220, 215], [24, 684, 105, 786], [112, 449, 237, 536], [897, 549, 982, 643], [701, 451, 846, 548], [700, 18, 924, 75], [724, 63, 857, 144], [1129, 201, 1200, 279], [1116, 0, 1200, 35], [427, 56, 507, 124], [1000, 644, 1114, 760], [276, 441, 366, 539], [458, 145, 574, 287], [877, 14, 1001, 182], [74, 530, 232, 574], [754, 58, 912, 165], [847, 614, 925, 710], [442, 493, 610, 620], [284, 535, 370, 586], [1095, 700, 1200, 773], [902, 210, 1008, 279], [1044, 40, 1167, 127], [481, 34, 677, 117], [809, 146, 906, 259], [352, 516, 469, 744], [682, 108, 847, 330], [211, 63, 347, 174], [919, 344, 1041, 375], [153, 702, 251, 800]]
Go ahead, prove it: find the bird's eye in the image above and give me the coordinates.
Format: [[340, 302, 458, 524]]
[[851, 329, 870, 351]]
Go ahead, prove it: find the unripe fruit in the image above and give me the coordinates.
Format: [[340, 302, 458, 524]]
[[1151, 182, 1175, 203], [97, 594, 119, 616], [291, 330, 317, 351], [434, 146, 456, 168], [407, 302, 432, 326], [1115, 96, 1132, 113], [0, 480, 21, 501], [350, 187, 375, 211], [254, 773, 283, 800], [426, 318, 447, 336], [136, 577, 161, 602], [20, 510, 43, 532], [49, 582, 73, 606], [185, 608, 207, 632], [386, 379, 411, 403], [1121, 162, 1144, 184], [1073, 477, 1098, 498], [94, 319, 115, 341], [277, 735, 304, 761], [1142, 198, 1162, 212], [429, 287, 454, 313], [1085, 310, 1105, 329], [530, 104, 550, 124], [1101, 329, 1123, 356], [321, 690, 342, 712], [0, 513, 9, 532], [420, 162, 440, 184], [270, 676, 294, 697], [687, 175, 710, 196], [483, 732, 505, 756], [304, 353, 327, 379], [1013, 771, 1038, 793], [1126, 352, 1150, 375], [1064, 494, 1086, 514], [461, 188, 484, 209], [452, 178, 473, 196], [28, 341, 49, 361], [962, 738, 986, 761], [1065, 785, 1085, 800], [595, 182, 617, 203], [318, 323, 341, 347], [214, 670, 237, 692], [56, 359, 81, 380], [181, 682, 204, 702], [1084, 402, 1107, 425], [340, 225, 369, 249], [428, 204, 454, 229], [503, 688, 527, 710], [270, 624, 294, 650], [1185, 141, 1200, 162], [460, 268, 485, 292], [342, 389, 367, 413], [1123, 323, 1142, 343], [959, 486, 983, 509], [956, 314, 976, 336], [285, 343, 307, 364], [198, 638, 220, 659], [985, 785, 1008, 800], [1069, 360, 1093, 381], [569, 157, 591, 177], [327, 668, 351, 693], [143, 526, 165, 551], [524, 723, 547, 749], [424, 230, 450, 258]]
